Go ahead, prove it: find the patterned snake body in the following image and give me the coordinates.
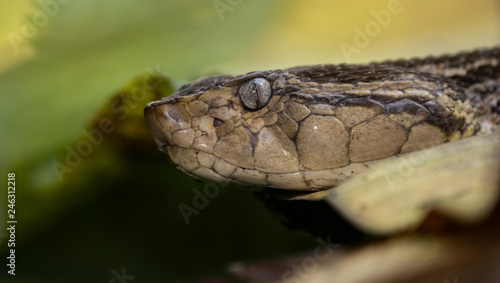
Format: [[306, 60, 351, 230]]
[[145, 48, 500, 191]]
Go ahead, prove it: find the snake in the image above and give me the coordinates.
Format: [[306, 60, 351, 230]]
[[144, 47, 500, 191]]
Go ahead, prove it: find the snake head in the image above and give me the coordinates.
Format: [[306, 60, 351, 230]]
[[144, 70, 310, 188]]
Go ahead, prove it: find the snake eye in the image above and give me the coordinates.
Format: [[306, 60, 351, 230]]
[[238, 78, 272, 110]]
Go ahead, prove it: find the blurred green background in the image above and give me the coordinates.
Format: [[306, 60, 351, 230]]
[[0, 0, 499, 281]]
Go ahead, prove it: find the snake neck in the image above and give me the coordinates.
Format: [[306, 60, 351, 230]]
[[385, 48, 499, 88], [386, 47, 500, 133]]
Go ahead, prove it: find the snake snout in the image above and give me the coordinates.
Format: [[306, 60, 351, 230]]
[[144, 103, 171, 152], [144, 102, 194, 152]]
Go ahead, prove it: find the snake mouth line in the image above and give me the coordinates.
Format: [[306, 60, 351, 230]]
[[164, 144, 376, 191]]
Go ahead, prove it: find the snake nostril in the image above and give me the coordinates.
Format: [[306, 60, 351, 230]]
[[213, 118, 224, 127]]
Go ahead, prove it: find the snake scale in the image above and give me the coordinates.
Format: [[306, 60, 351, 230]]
[[144, 47, 500, 191]]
